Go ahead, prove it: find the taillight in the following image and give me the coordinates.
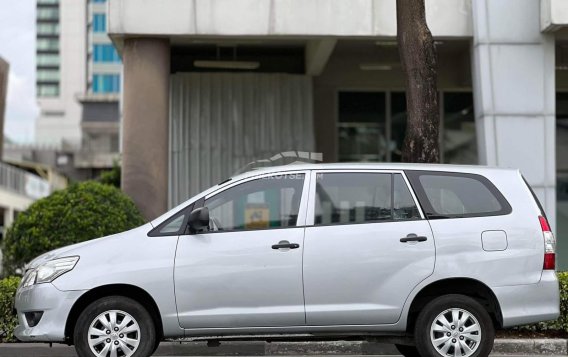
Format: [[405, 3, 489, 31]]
[[539, 216, 556, 270]]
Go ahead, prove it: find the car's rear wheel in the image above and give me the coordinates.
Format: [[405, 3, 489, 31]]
[[74, 296, 156, 357], [395, 343, 421, 357], [414, 294, 494, 357]]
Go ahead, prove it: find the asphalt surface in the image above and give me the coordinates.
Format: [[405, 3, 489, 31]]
[[0, 344, 561, 357]]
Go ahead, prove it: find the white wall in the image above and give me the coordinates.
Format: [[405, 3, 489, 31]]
[[109, 0, 472, 40], [471, 0, 556, 230], [541, 0, 568, 32]]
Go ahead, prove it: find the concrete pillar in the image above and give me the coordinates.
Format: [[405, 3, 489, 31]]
[[121, 38, 170, 220], [4, 207, 13, 229], [0, 58, 8, 160], [471, 0, 556, 228]]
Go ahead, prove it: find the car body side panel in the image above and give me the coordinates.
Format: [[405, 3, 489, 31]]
[[175, 228, 306, 329], [493, 270, 559, 327], [422, 170, 543, 287], [303, 220, 435, 325], [50, 224, 183, 338]]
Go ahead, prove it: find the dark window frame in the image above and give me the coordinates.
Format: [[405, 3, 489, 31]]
[[405, 170, 512, 219], [147, 199, 201, 237]]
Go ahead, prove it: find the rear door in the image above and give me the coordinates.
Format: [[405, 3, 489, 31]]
[[302, 170, 435, 325]]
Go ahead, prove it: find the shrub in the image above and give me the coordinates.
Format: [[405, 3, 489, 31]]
[[0, 276, 20, 342], [1, 181, 145, 275], [98, 162, 121, 188]]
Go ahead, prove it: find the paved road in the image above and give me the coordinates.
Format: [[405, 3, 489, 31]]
[[0, 344, 561, 357]]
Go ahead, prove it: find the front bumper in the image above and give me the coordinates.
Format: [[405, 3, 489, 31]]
[[14, 283, 86, 342], [493, 270, 560, 328]]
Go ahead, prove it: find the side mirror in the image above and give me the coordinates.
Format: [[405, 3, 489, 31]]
[[188, 207, 209, 234]]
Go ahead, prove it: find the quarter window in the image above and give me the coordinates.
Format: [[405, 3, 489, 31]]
[[407, 171, 512, 218], [314, 173, 420, 225], [204, 174, 305, 232]]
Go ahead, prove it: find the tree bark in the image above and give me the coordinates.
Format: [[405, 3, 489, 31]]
[[396, 0, 440, 163]]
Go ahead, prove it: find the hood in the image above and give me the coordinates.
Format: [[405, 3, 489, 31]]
[[27, 231, 123, 269]]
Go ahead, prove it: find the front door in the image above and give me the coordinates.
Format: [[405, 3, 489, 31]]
[[302, 170, 435, 325], [174, 171, 309, 329]]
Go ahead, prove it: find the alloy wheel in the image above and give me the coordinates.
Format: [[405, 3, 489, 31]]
[[87, 310, 141, 357], [429, 308, 481, 357]]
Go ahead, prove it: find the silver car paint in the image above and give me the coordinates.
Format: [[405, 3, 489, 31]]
[[302, 170, 435, 326], [37, 225, 183, 338], [14, 163, 560, 342], [15, 283, 85, 341], [175, 170, 311, 329]]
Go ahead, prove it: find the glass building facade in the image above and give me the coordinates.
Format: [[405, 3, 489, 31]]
[[36, 0, 60, 97], [337, 91, 475, 165], [89, 0, 121, 94]]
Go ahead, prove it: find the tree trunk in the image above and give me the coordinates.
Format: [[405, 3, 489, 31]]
[[396, 0, 440, 163]]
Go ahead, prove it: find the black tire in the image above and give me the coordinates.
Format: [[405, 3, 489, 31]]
[[395, 343, 422, 357], [414, 294, 494, 357], [152, 340, 161, 355], [74, 296, 156, 357]]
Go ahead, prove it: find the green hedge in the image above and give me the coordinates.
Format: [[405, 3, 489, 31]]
[[0, 277, 20, 342], [1, 181, 145, 275]]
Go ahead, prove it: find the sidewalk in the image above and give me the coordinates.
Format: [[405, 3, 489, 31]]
[[0, 339, 566, 357]]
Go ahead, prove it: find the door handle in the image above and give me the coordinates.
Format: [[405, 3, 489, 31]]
[[400, 234, 428, 243], [272, 241, 300, 249]]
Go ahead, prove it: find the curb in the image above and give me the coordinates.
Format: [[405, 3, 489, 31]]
[[491, 338, 567, 355], [0, 339, 565, 356]]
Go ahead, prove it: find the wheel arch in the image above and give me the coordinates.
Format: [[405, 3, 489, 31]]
[[64, 284, 164, 345], [406, 277, 503, 334]]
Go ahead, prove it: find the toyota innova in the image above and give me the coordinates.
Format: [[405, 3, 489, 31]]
[[14, 163, 560, 357]]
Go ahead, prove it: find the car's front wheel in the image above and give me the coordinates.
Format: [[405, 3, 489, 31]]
[[414, 294, 494, 357], [74, 296, 156, 357]]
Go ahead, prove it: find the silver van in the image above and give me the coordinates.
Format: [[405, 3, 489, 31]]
[[14, 164, 560, 357]]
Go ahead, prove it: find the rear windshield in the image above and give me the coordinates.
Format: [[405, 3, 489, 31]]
[[406, 171, 512, 219]]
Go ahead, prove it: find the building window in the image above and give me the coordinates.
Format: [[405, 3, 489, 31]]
[[93, 44, 120, 63], [92, 74, 120, 93], [37, 69, 60, 81], [390, 92, 407, 162], [338, 92, 386, 162], [442, 92, 477, 164], [37, 54, 60, 67], [37, 7, 59, 21], [337, 91, 476, 164], [37, 38, 59, 51], [37, 84, 59, 97], [38, 0, 59, 4], [37, 23, 59, 35], [93, 13, 106, 32]]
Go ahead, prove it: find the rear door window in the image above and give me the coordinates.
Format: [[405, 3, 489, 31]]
[[314, 172, 421, 225], [406, 171, 512, 219]]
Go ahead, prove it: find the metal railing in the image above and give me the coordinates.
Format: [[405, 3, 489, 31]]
[[0, 162, 51, 200]]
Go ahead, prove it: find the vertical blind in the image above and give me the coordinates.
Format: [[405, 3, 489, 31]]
[[169, 73, 315, 207]]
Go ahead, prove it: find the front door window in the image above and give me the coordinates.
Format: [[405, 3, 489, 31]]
[[204, 174, 305, 232]]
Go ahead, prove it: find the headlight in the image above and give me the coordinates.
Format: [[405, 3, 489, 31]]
[[21, 256, 79, 287]]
